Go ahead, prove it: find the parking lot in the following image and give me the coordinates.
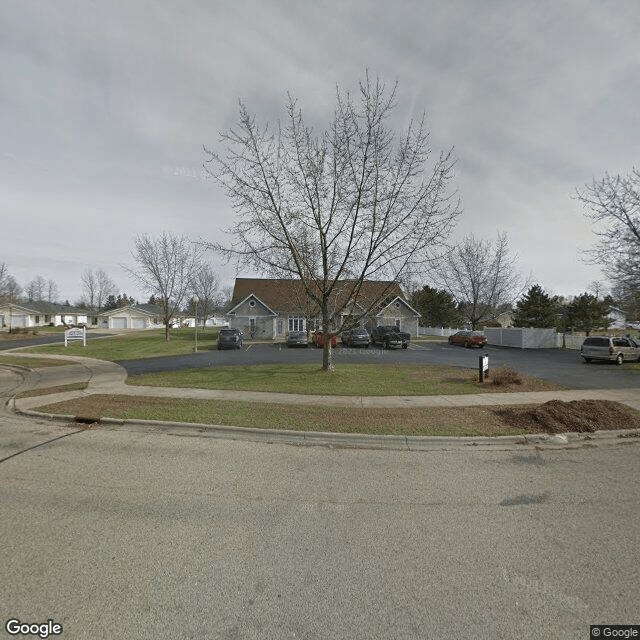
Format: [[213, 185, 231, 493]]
[[118, 340, 640, 390]]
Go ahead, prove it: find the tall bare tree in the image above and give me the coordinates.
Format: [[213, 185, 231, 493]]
[[204, 74, 460, 370], [432, 233, 526, 329], [576, 168, 640, 297], [125, 233, 203, 340], [81, 268, 117, 311]]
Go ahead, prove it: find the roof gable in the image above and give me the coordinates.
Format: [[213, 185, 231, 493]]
[[376, 296, 420, 317], [226, 293, 277, 316], [99, 304, 162, 317]]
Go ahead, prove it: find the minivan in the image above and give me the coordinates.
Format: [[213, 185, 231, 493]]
[[580, 335, 640, 365]]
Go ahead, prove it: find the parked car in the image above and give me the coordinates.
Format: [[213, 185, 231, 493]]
[[580, 335, 640, 365], [370, 325, 410, 349], [340, 328, 370, 348], [217, 328, 244, 350], [448, 330, 487, 348], [311, 330, 338, 348], [286, 330, 308, 348]]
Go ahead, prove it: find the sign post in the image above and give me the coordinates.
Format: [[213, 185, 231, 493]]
[[479, 354, 489, 382], [64, 326, 86, 347]]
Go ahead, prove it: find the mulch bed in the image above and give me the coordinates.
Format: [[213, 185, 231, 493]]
[[494, 400, 640, 434]]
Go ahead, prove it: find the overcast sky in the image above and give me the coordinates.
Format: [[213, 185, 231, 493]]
[[2, 1, 639, 304]]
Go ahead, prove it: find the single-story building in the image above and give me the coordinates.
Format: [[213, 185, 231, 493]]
[[225, 278, 420, 339], [0, 301, 89, 328], [96, 304, 164, 329]]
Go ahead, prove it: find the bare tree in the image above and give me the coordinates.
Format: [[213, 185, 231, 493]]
[[46, 279, 59, 303], [188, 265, 219, 327], [432, 233, 526, 329], [81, 268, 117, 311], [26, 275, 47, 302], [125, 233, 203, 340], [204, 74, 460, 370], [576, 168, 640, 296], [2, 275, 22, 304]]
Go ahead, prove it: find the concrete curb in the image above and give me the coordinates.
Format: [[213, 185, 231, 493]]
[[12, 403, 640, 450]]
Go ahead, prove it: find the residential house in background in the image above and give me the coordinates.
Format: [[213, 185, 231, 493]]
[[225, 278, 420, 339], [0, 301, 88, 329], [96, 304, 164, 329], [606, 307, 626, 329]]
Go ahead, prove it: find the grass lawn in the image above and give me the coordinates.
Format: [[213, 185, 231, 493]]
[[128, 363, 565, 396], [0, 355, 79, 368], [32, 394, 533, 437], [23, 328, 221, 360]]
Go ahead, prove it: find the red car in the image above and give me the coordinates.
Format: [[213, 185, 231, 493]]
[[311, 330, 338, 348], [448, 330, 487, 348]]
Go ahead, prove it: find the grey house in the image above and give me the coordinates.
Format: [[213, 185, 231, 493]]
[[225, 278, 420, 339]]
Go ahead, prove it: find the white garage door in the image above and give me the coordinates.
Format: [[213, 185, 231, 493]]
[[132, 319, 146, 329], [12, 315, 27, 327], [111, 317, 127, 329]]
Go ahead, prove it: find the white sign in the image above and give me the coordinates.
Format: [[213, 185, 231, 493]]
[[65, 326, 86, 347]]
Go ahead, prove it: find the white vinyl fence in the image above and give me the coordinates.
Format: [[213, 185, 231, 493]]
[[484, 328, 587, 349], [417, 326, 464, 337]]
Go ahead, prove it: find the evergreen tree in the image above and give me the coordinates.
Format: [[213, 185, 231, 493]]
[[410, 285, 461, 327], [513, 285, 557, 328], [566, 293, 609, 335]]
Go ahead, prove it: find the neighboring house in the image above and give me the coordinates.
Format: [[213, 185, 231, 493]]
[[225, 278, 419, 339], [607, 307, 626, 329], [96, 304, 164, 329], [0, 301, 88, 328], [495, 311, 514, 327]]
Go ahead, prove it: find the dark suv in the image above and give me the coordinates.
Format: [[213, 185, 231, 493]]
[[217, 328, 244, 350], [340, 328, 370, 348]]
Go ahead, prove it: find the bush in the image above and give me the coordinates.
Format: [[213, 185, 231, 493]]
[[490, 365, 522, 386]]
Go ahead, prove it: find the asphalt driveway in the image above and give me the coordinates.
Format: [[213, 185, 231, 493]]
[[116, 341, 640, 390]]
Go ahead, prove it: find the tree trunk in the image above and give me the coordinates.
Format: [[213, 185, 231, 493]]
[[322, 337, 334, 372], [165, 324, 171, 341]]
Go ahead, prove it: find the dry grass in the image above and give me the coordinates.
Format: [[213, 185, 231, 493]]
[[33, 394, 640, 437], [33, 394, 529, 437]]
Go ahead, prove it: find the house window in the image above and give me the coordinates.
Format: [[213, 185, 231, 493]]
[[288, 315, 306, 332], [35, 316, 40, 324], [395, 318, 401, 328], [250, 318, 256, 335]]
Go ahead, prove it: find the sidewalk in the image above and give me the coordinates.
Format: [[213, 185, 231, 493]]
[[8, 354, 640, 413]]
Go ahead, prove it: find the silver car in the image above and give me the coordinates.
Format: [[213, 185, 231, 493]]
[[580, 335, 640, 365]]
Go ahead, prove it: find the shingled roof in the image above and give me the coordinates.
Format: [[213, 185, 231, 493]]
[[229, 278, 406, 315]]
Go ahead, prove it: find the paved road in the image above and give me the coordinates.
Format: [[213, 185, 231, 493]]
[[0, 412, 638, 640], [117, 341, 640, 390]]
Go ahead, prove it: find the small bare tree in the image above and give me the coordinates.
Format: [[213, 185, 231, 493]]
[[25, 275, 47, 302], [46, 279, 59, 303], [189, 265, 219, 328], [204, 75, 460, 370], [433, 233, 526, 329], [81, 268, 117, 311], [125, 233, 203, 340], [576, 168, 640, 296]]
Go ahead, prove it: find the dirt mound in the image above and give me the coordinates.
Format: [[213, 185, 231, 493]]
[[495, 400, 640, 434]]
